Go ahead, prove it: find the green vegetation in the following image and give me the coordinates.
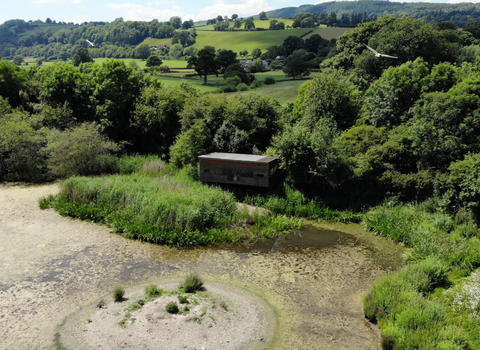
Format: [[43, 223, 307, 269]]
[[191, 29, 312, 52], [180, 273, 204, 293], [362, 202, 480, 349], [113, 286, 125, 302], [145, 284, 164, 298], [165, 301, 179, 314]]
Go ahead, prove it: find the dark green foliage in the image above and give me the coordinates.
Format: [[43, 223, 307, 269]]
[[181, 273, 204, 293], [165, 301, 179, 314], [283, 49, 312, 79], [146, 55, 162, 67], [263, 77, 275, 85], [449, 154, 480, 218], [292, 70, 361, 130], [187, 46, 218, 85], [0, 60, 27, 107], [71, 48, 93, 66], [113, 286, 125, 302]]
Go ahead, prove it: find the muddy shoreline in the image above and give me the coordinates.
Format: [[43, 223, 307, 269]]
[[0, 183, 403, 350]]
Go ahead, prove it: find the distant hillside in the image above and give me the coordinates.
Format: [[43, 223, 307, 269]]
[[267, 1, 480, 27]]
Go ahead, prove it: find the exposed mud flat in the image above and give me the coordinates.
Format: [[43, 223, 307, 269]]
[[0, 183, 403, 350]]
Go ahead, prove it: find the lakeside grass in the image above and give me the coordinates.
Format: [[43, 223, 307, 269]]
[[362, 202, 480, 349], [40, 156, 302, 246]]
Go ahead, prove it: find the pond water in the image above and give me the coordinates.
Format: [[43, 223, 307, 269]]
[[0, 184, 404, 350]]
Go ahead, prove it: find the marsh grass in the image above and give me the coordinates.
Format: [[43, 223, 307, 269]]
[[45, 172, 238, 246], [243, 184, 361, 223], [113, 286, 125, 302], [181, 273, 204, 293], [363, 201, 480, 349]]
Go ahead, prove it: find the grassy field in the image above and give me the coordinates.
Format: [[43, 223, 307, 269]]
[[93, 58, 189, 68], [194, 18, 295, 31], [157, 75, 221, 93], [303, 27, 353, 40], [237, 79, 308, 105], [192, 28, 312, 52]]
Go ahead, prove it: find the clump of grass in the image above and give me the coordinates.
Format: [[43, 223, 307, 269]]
[[165, 301, 179, 314], [113, 286, 125, 302], [181, 273, 204, 293], [145, 284, 163, 298], [178, 295, 189, 304]]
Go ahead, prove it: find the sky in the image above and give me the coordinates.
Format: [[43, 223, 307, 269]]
[[2, 0, 480, 25]]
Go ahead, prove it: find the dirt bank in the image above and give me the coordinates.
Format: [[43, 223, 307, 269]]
[[0, 183, 402, 350]]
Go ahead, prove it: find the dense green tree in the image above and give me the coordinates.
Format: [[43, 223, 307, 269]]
[[292, 70, 361, 130], [251, 48, 262, 59], [146, 55, 162, 67], [0, 60, 27, 107], [132, 84, 197, 156], [216, 49, 239, 73], [284, 49, 312, 79], [172, 30, 197, 46], [244, 17, 255, 30], [261, 45, 286, 60], [181, 20, 194, 30], [304, 34, 328, 54], [169, 43, 184, 59], [91, 59, 145, 143], [187, 46, 219, 85], [224, 63, 250, 85], [449, 154, 480, 217], [169, 16, 182, 29], [359, 58, 430, 128], [463, 21, 480, 39], [71, 47, 93, 66], [273, 119, 350, 190], [410, 75, 480, 171], [283, 36, 305, 56], [0, 112, 49, 182], [13, 55, 23, 65], [135, 43, 151, 60], [170, 119, 209, 168], [259, 11, 268, 20]]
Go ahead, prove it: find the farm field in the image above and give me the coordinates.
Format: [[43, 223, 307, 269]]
[[93, 58, 189, 68], [194, 18, 296, 31], [143, 28, 312, 52], [303, 27, 353, 40], [237, 79, 309, 105]]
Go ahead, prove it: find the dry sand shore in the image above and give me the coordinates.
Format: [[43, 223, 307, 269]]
[[0, 183, 402, 350]]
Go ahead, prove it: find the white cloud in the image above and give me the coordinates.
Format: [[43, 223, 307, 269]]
[[105, 3, 183, 21], [72, 0, 82, 3], [195, 0, 272, 21]]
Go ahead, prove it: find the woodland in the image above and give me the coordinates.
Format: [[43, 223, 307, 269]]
[[2, 12, 480, 350]]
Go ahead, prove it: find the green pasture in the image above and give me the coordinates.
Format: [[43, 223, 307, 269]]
[[142, 37, 171, 46], [238, 79, 308, 105], [157, 75, 222, 93], [93, 58, 189, 69], [192, 28, 312, 52], [194, 18, 295, 31], [303, 27, 353, 40]]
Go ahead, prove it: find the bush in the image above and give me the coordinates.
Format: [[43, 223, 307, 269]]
[[165, 301, 179, 314], [264, 77, 275, 85], [47, 122, 118, 178], [113, 286, 125, 302], [236, 83, 249, 91], [181, 273, 204, 293], [250, 79, 262, 88], [178, 295, 189, 304], [145, 284, 163, 298]]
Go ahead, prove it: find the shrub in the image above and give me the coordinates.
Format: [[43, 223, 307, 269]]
[[236, 83, 249, 91], [181, 273, 204, 293], [113, 286, 125, 302], [250, 79, 262, 88], [47, 122, 118, 178], [145, 284, 163, 298], [178, 295, 189, 304], [165, 301, 179, 314], [264, 77, 275, 85]]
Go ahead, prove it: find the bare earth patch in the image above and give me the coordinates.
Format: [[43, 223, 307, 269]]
[[59, 280, 274, 350]]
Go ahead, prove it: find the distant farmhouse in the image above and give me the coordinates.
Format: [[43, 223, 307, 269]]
[[199, 153, 279, 187]]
